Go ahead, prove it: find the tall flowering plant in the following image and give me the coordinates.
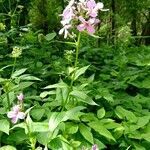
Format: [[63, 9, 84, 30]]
[[59, 0, 108, 38]]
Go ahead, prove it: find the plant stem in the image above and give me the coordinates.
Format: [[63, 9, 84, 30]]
[[6, 57, 17, 111], [62, 33, 81, 111], [74, 32, 81, 68], [11, 57, 16, 77], [70, 32, 81, 88], [6, 92, 11, 111]]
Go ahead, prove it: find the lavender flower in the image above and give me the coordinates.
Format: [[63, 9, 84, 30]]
[[59, 0, 107, 38], [92, 144, 98, 150], [7, 105, 25, 124], [17, 93, 24, 101]]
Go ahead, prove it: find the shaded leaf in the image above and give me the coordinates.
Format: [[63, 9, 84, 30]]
[[11, 68, 27, 78], [79, 123, 94, 144], [97, 107, 105, 119], [88, 121, 116, 141], [74, 65, 90, 81], [0, 119, 10, 134], [0, 146, 16, 150], [70, 90, 97, 105]]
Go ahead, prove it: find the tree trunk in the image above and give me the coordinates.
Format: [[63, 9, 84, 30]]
[[140, 10, 150, 45]]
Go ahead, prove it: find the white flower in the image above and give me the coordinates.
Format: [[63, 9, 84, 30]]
[[59, 24, 72, 38]]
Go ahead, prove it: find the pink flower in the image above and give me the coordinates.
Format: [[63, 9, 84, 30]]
[[92, 144, 98, 150], [86, 0, 104, 17], [7, 105, 25, 124], [17, 93, 24, 101], [60, 0, 75, 25], [77, 16, 99, 34], [59, 24, 72, 38]]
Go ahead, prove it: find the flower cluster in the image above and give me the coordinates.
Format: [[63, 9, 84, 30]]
[[12, 46, 22, 58], [7, 93, 25, 124], [59, 0, 107, 38]]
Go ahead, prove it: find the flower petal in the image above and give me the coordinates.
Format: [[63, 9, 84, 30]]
[[18, 112, 25, 119], [12, 105, 20, 112], [17, 93, 24, 101], [87, 0, 96, 9], [96, 2, 104, 9], [59, 28, 64, 35], [64, 29, 69, 38], [87, 25, 95, 34], [78, 16, 85, 23], [11, 116, 18, 124], [77, 24, 86, 31], [7, 111, 16, 118]]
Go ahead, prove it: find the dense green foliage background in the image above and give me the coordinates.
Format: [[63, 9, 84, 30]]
[[0, 0, 150, 150]]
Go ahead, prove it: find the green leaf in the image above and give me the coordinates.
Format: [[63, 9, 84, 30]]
[[70, 90, 98, 105], [45, 32, 56, 41], [32, 122, 49, 132], [79, 123, 94, 144], [114, 126, 125, 139], [115, 106, 137, 123], [48, 137, 62, 150], [19, 81, 34, 88], [40, 91, 55, 98], [44, 82, 68, 89], [37, 132, 51, 146], [48, 107, 85, 133], [31, 108, 45, 121], [137, 116, 150, 128], [48, 112, 65, 132], [97, 107, 105, 119], [19, 74, 41, 81], [7, 130, 28, 143], [74, 65, 90, 81], [10, 123, 28, 134], [65, 122, 78, 134], [11, 68, 27, 78], [142, 78, 150, 88], [0, 146, 16, 150], [88, 121, 116, 141], [94, 138, 106, 150], [63, 106, 85, 121], [0, 119, 10, 134], [0, 78, 7, 83]]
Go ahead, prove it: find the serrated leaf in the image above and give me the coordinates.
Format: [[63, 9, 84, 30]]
[[97, 107, 105, 119], [88, 121, 116, 141], [70, 90, 97, 105], [74, 65, 90, 81], [0, 119, 10, 134], [11, 68, 27, 78], [79, 123, 94, 144]]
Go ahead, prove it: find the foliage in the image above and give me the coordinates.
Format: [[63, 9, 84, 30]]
[[0, 0, 150, 150]]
